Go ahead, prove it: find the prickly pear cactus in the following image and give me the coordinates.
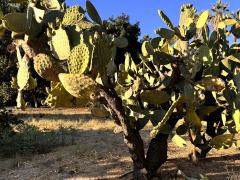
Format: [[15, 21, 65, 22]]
[[67, 41, 91, 74], [58, 73, 96, 98], [33, 53, 64, 82], [50, 26, 71, 60], [90, 32, 113, 76], [17, 56, 31, 91], [62, 6, 85, 26], [43, 82, 74, 108]]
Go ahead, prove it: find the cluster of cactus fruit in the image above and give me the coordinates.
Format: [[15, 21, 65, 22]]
[[1, 0, 240, 177]]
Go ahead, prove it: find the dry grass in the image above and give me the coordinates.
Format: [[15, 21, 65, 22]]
[[0, 108, 239, 180], [27, 118, 116, 131]]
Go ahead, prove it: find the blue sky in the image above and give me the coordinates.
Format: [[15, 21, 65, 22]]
[[65, 0, 239, 38]]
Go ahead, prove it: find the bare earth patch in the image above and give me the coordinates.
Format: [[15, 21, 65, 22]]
[[0, 108, 239, 180]]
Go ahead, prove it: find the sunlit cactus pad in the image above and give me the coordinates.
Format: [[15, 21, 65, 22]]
[[33, 53, 64, 82], [67, 42, 91, 74], [58, 73, 97, 98]]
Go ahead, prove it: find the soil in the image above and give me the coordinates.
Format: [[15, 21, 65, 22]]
[[0, 108, 239, 180]]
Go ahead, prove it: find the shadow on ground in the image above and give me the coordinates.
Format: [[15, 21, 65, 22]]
[[0, 109, 239, 180]]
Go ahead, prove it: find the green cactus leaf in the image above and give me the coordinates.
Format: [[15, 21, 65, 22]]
[[223, 18, 237, 26], [233, 109, 240, 132], [198, 45, 213, 65], [179, 4, 196, 28], [68, 41, 91, 74], [196, 106, 218, 117], [231, 24, 240, 38], [158, 10, 174, 30], [16, 90, 26, 110], [59, 73, 96, 98], [86, 0, 102, 25], [43, 82, 74, 108], [114, 37, 128, 48], [33, 53, 64, 82], [90, 33, 113, 76], [171, 134, 187, 147], [223, 54, 240, 64], [150, 37, 161, 48], [210, 134, 234, 150], [196, 10, 209, 29], [151, 95, 183, 138], [62, 6, 85, 26], [209, 31, 218, 47], [153, 51, 176, 65], [0, 10, 3, 19], [233, 69, 240, 91], [185, 110, 202, 129], [155, 28, 175, 39], [50, 27, 71, 60], [141, 41, 154, 57], [2, 13, 27, 33], [17, 56, 30, 91], [141, 90, 170, 105], [184, 82, 194, 110], [77, 19, 95, 29]]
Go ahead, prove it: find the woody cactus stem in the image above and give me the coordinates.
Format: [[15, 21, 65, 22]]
[[99, 85, 183, 178], [99, 85, 146, 177], [146, 113, 183, 178]]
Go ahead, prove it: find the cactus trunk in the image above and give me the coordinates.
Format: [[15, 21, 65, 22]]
[[99, 85, 183, 178]]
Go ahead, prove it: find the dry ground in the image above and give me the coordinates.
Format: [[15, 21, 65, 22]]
[[0, 108, 240, 180]]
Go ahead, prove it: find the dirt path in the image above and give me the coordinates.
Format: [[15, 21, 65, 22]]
[[0, 109, 239, 180]]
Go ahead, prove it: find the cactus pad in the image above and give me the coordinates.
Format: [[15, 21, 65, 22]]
[[43, 82, 74, 108], [17, 56, 30, 90], [62, 6, 85, 26], [33, 53, 64, 82], [50, 26, 71, 60], [59, 73, 96, 98], [77, 20, 95, 30], [67, 42, 91, 74], [41, 0, 61, 10], [179, 4, 196, 28], [196, 11, 209, 29], [158, 10, 174, 30], [90, 33, 113, 75], [2, 13, 27, 33]]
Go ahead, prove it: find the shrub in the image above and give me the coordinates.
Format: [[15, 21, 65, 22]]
[[0, 109, 22, 133], [0, 123, 77, 157]]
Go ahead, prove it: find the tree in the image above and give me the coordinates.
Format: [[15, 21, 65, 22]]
[[103, 13, 142, 65], [1, 0, 240, 179]]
